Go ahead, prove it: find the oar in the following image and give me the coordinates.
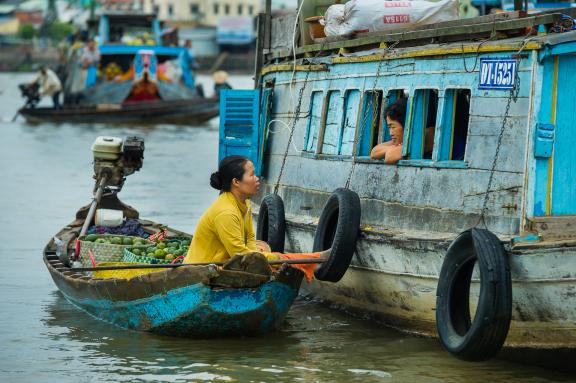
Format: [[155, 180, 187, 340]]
[[72, 258, 325, 272], [11, 107, 22, 122]]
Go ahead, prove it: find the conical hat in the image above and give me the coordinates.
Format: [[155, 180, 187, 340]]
[[213, 70, 229, 84]]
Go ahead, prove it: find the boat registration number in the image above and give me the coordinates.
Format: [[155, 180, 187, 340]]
[[478, 58, 517, 90]]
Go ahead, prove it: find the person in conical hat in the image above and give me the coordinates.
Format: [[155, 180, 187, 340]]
[[213, 70, 232, 98]]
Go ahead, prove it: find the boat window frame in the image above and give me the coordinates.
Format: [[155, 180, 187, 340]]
[[402, 87, 439, 161], [298, 86, 471, 170], [381, 88, 409, 144], [303, 89, 325, 153], [437, 87, 471, 162], [318, 89, 344, 155], [355, 88, 385, 158], [340, 88, 362, 156]]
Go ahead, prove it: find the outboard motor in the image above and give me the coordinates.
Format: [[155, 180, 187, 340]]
[[91, 136, 145, 192], [67, 136, 146, 266], [18, 83, 40, 108]]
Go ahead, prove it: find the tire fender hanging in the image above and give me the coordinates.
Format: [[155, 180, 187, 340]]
[[256, 194, 286, 252], [313, 188, 361, 282], [435, 228, 512, 361]]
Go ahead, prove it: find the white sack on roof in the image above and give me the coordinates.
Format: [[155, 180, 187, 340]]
[[323, 0, 460, 37]]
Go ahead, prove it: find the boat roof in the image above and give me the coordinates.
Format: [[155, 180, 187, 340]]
[[99, 45, 185, 56], [266, 8, 576, 63], [97, 10, 157, 26]]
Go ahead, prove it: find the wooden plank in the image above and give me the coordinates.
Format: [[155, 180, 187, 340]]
[[528, 216, 576, 239], [264, 0, 271, 51], [267, 12, 566, 60], [270, 14, 298, 51], [321, 90, 343, 155], [299, 13, 561, 53], [254, 13, 265, 88], [268, 9, 524, 56], [315, 91, 330, 154]]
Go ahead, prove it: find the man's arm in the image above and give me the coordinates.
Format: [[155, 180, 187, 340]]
[[370, 141, 393, 159], [384, 145, 403, 164]]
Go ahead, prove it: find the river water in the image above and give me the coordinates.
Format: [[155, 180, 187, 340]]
[[0, 73, 573, 383]]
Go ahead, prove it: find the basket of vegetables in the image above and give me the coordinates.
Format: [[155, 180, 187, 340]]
[[78, 234, 153, 267], [123, 238, 189, 264]]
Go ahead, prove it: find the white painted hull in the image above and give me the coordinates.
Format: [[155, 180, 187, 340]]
[[277, 214, 576, 350]]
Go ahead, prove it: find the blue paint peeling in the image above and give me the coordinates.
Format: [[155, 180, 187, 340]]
[[64, 280, 299, 337]]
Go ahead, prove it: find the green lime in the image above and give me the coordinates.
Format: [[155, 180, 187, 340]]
[[157, 242, 166, 249], [122, 237, 133, 245], [132, 248, 142, 256], [84, 234, 98, 242], [165, 254, 175, 261]]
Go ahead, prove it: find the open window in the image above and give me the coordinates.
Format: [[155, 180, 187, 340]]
[[439, 89, 470, 161], [356, 90, 383, 156], [319, 90, 343, 155], [382, 89, 408, 143], [405, 89, 438, 160], [304, 90, 324, 152], [340, 89, 361, 155]]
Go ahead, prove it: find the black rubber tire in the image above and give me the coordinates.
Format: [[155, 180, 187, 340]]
[[256, 194, 286, 252], [436, 228, 512, 361], [313, 188, 361, 282]]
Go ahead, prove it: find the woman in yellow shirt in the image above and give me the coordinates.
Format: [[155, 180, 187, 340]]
[[184, 156, 279, 264]]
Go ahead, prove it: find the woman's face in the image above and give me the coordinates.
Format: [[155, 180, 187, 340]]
[[387, 116, 404, 145], [234, 161, 260, 197]]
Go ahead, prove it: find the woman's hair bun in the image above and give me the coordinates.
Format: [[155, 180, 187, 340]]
[[209, 171, 222, 190]]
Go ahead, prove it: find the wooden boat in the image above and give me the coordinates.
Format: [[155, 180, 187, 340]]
[[43, 198, 304, 337], [218, 3, 576, 367], [19, 97, 219, 125], [43, 134, 307, 337], [19, 11, 219, 125]]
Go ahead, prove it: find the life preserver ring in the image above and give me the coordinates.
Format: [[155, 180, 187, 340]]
[[313, 188, 361, 282], [256, 194, 286, 252], [436, 228, 512, 361]]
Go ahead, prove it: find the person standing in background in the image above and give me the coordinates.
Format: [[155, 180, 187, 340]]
[[31, 66, 62, 109]]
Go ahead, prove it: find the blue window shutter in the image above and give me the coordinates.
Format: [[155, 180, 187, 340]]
[[406, 91, 426, 159], [439, 90, 456, 161], [219, 89, 263, 174], [357, 91, 380, 156]]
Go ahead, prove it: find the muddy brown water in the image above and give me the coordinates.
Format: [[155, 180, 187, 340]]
[[0, 73, 574, 382]]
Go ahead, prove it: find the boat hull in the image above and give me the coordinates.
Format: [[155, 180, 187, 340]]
[[44, 218, 304, 338], [20, 98, 219, 125], [271, 212, 576, 352]]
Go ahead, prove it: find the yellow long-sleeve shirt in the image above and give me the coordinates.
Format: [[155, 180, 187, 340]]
[[184, 192, 277, 263]]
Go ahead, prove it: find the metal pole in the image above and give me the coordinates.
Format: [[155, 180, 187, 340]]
[[79, 176, 108, 238], [264, 0, 272, 51]]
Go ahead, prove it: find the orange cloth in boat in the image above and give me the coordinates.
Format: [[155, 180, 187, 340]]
[[276, 252, 322, 282], [184, 192, 278, 264]]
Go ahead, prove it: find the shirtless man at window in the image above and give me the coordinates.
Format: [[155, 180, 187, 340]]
[[370, 99, 407, 164]]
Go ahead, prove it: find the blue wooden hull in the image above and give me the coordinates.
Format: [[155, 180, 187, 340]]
[[63, 277, 300, 337]]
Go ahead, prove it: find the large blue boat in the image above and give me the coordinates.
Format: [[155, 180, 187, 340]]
[[218, 3, 576, 368], [20, 11, 219, 124]]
